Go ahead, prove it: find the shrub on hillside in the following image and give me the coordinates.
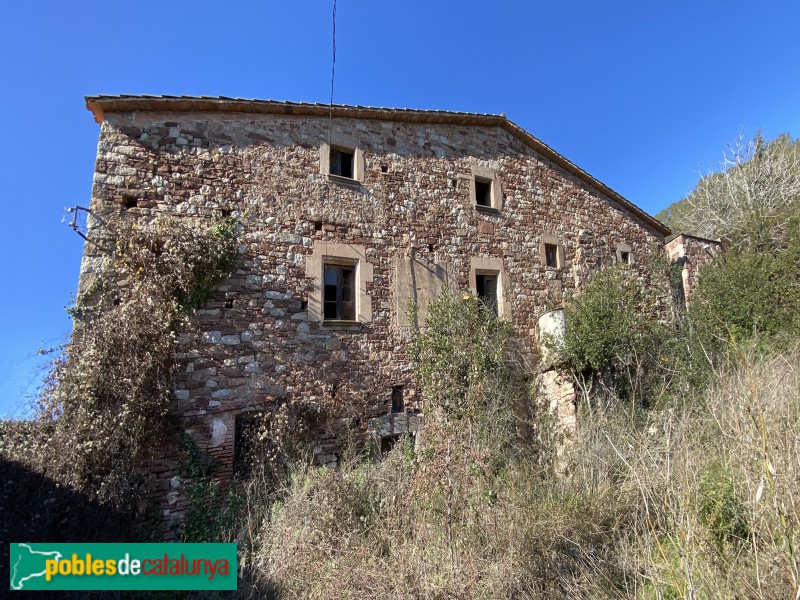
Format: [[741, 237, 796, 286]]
[[658, 132, 800, 252], [690, 222, 800, 351], [236, 287, 800, 599], [552, 264, 693, 409]]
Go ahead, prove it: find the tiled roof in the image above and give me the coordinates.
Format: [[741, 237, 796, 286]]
[[84, 95, 670, 236], [85, 95, 504, 118]]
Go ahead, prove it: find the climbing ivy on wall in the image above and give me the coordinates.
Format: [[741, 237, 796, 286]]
[[35, 215, 239, 508]]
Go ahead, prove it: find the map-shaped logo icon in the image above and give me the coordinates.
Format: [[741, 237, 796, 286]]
[[10, 544, 62, 590]]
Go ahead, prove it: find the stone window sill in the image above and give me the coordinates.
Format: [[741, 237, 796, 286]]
[[475, 204, 501, 215], [321, 320, 364, 331], [327, 174, 363, 188]]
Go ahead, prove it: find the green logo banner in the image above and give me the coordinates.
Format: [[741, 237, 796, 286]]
[[9, 543, 237, 591]]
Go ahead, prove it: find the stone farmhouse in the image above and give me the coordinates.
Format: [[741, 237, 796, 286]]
[[81, 95, 672, 522]]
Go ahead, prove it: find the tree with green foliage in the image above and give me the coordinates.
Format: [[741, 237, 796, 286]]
[[411, 289, 522, 422], [690, 220, 800, 349], [558, 266, 647, 376], [658, 132, 800, 251], [552, 265, 684, 410]]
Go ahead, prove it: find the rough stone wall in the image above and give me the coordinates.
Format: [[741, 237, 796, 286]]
[[666, 234, 724, 303], [80, 111, 666, 525]]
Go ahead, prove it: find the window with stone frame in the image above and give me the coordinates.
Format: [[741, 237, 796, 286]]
[[324, 263, 356, 321], [320, 137, 364, 183], [539, 235, 565, 269], [470, 166, 502, 210], [475, 272, 499, 314], [306, 242, 373, 326], [616, 244, 634, 265], [470, 257, 508, 318]]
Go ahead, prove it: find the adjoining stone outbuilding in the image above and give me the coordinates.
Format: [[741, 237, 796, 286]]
[[80, 95, 671, 523], [665, 233, 725, 305]]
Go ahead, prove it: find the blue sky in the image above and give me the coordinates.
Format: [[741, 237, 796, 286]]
[[1, 0, 799, 417]]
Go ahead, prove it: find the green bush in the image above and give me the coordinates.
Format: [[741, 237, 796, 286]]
[[553, 265, 687, 409], [411, 288, 521, 420], [409, 288, 558, 475], [690, 223, 800, 351], [559, 266, 649, 376], [698, 461, 750, 551]]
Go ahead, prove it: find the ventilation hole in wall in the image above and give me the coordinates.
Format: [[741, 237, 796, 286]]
[[330, 383, 338, 399], [224, 299, 234, 309], [313, 220, 323, 231], [381, 435, 402, 455], [380, 163, 389, 173], [300, 300, 308, 310], [451, 179, 457, 188], [121, 195, 138, 209], [221, 207, 233, 218], [428, 244, 434, 253], [350, 416, 362, 428]]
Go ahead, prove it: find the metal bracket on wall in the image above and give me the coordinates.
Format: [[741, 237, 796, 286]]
[[67, 205, 93, 242]]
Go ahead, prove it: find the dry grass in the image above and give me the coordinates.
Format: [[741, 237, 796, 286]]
[[233, 344, 799, 600]]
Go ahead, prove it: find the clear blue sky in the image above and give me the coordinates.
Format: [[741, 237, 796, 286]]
[[1, 0, 799, 417]]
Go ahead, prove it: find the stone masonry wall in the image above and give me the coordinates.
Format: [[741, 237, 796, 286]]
[[80, 110, 666, 525], [666, 234, 724, 303]]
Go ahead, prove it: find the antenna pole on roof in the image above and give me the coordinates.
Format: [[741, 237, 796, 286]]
[[328, 0, 337, 147]]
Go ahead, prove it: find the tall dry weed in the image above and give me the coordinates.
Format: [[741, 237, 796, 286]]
[[235, 343, 799, 599]]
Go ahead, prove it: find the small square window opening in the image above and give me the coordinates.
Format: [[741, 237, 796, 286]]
[[474, 178, 492, 207], [476, 273, 499, 314], [324, 264, 356, 320], [330, 148, 354, 179], [620, 251, 631, 264]]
